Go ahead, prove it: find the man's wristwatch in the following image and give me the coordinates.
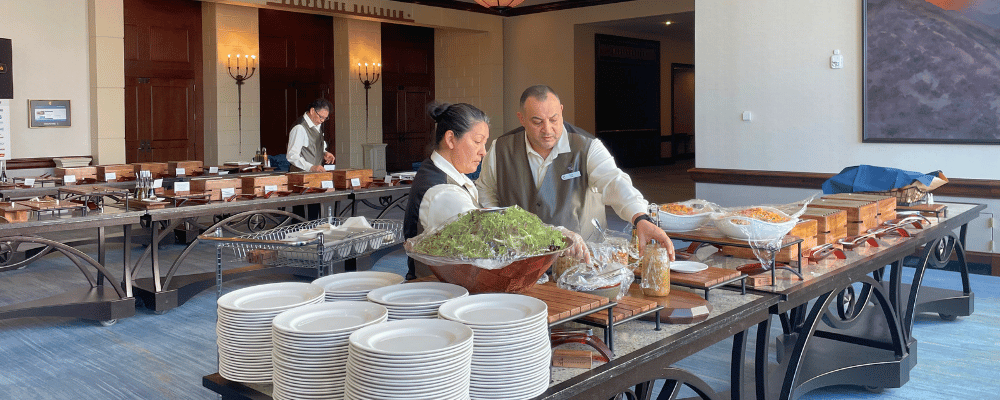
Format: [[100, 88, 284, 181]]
[[633, 214, 654, 227]]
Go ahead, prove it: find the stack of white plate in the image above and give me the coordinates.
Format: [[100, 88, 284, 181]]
[[216, 282, 325, 383], [439, 293, 551, 400], [344, 319, 474, 400], [312, 271, 405, 302], [271, 301, 389, 400], [366, 282, 469, 320]]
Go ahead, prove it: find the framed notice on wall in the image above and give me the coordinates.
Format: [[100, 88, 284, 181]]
[[0, 99, 10, 160], [28, 99, 71, 128]]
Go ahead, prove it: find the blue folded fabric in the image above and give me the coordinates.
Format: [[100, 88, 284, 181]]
[[822, 165, 939, 194]]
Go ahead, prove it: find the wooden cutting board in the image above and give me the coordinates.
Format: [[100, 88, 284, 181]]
[[667, 266, 742, 289], [626, 285, 713, 324], [127, 199, 171, 210], [579, 295, 658, 326]]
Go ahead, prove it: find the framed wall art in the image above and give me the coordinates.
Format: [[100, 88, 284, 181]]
[[864, 0, 1000, 143]]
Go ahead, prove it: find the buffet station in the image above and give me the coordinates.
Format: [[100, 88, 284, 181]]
[[0, 160, 412, 324], [195, 189, 982, 400]]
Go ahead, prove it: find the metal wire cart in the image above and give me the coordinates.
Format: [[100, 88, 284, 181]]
[[200, 217, 403, 296]]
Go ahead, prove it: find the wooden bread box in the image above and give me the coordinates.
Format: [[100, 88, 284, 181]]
[[331, 169, 373, 189], [823, 193, 897, 222], [719, 219, 818, 262], [0, 202, 32, 223], [167, 160, 204, 177], [133, 162, 169, 178], [800, 207, 847, 245], [807, 199, 878, 236], [286, 171, 334, 189], [96, 164, 135, 181], [54, 166, 97, 181], [190, 177, 242, 201], [241, 174, 288, 196]]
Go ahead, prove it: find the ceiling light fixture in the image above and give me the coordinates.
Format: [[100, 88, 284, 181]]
[[474, 0, 526, 12], [664, 21, 673, 25]]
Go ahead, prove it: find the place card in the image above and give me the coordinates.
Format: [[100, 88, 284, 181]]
[[384, 175, 392, 183], [209, 166, 218, 174], [350, 178, 361, 187], [221, 187, 235, 198], [63, 175, 76, 184], [324, 164, 336, 171], [219, 171, 229, 175], [105, 172, 116, 181], [175, 168, 185, 176], [152, 179, 163, 189], [264, 185, 278, 193], [174, 181, 190, 192], [321, 180, 333, 189], [24, 178, 35, 187]]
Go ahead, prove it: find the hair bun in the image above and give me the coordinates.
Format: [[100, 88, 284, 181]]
[[427, 102, 452, 122]]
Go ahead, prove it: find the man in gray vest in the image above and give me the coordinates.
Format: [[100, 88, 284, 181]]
[[287, 98, 336, 172], [477, 85, 673, 259]]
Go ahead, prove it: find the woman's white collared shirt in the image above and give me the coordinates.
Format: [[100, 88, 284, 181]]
[[418, 151, 481, 231]]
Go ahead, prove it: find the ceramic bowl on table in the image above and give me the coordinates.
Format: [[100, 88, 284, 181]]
[[655, 202, 713, 232], [711, 206, 797, 241]]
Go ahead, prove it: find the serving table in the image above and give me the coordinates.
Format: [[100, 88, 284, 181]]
[[696, 201, 983, 400], [0, 206, 143, 325]]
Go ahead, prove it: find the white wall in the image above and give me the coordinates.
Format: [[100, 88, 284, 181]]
[[695, 0, 998, 252], [503, 0, 695, 134], [0, 0, 92, 159], [695, 0, 999, 180]]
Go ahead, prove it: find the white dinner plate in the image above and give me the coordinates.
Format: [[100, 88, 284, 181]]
[[218, 282, 325, 312], [312, 271, 404, 293], [438, 293, 547, 326], [670, 261, 709, 274], [366, 282, 468, 307], [348, 318, 472, 356], [272, 301, 388, 334]]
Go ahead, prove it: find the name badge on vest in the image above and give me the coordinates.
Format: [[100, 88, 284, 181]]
[[561, 170, 581, 181]]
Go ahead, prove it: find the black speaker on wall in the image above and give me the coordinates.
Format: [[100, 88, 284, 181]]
[[0, 38, 11, 99]]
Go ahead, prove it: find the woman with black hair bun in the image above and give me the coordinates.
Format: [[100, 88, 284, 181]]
[[402, 102, 490, 279]]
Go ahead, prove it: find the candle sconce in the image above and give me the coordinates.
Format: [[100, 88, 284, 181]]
[[227, 54, 256, 154], [358, 62, 380, 136]]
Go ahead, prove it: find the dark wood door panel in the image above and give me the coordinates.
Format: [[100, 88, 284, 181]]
[[150, 83, 191, 142], [259, 8, 335, 159], [124, 0, 202, 163], [594, 34, 660, 167], [149, 26, 190, 62], [382, 23, 434, 172]]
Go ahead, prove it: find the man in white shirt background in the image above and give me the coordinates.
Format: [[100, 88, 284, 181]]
[[287, 98, 336, 219], [287, 98, 336, 172], [477, 85, 674, 259]]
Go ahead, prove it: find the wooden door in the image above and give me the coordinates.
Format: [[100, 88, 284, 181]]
[[594, 34, 660, 167], [124, 0, 202, 163], [381, 23, 435, 172], [671, 63, 695, 160], [259, 9, 334, 157]]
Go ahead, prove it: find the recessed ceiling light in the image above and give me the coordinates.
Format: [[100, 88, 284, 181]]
[[664, 21, 673, 25]]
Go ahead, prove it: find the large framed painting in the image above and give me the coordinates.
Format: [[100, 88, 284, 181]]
[[864, 0, 1000, 143]]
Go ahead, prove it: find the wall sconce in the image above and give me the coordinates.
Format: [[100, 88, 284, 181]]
[[227, 54, 256, 154], [357, 62, 381, 138]]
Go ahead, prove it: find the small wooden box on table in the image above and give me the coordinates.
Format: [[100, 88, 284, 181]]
[[241, 174, 288, 197], [0, 202, 31, 222], [133, 162, 169, 178], [807, 198, 878, 236], [800, 207, 847, 245], [331, 169, 372, 189], [54, 166, 97, 182], [95, 164, 135, 181], [167, 160, 204, 177], [823, 193, 897, 222], [286, 171, 334, 189], [190, 177, 243, 201]]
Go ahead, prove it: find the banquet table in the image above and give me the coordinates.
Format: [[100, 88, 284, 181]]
[[201, 202, 984, 400]]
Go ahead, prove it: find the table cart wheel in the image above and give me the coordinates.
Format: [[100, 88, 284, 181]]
[[939, 313, 957, 321], [99, 319, 117, 327], [153, 309, 168, 316], [864, 386, 884, 393]]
